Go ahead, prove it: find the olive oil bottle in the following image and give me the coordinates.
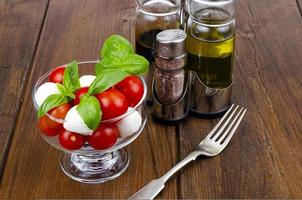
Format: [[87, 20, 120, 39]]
[[186, 0, 236, 118], [186, 7, 235, 89], [187, 33, 235, 88]]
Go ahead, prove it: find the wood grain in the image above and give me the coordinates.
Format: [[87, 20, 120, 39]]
[[179, 0, 302, 198], [0, 0, 49, 177], [0, 0, 178, 199], [297, 0, 302, 15], [1, 0, 302, 199]]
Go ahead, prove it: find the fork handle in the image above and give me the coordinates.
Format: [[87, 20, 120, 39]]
[[161, 151, 200, 182], [128, 179, 165, 200], [129, 151, 200, 200]]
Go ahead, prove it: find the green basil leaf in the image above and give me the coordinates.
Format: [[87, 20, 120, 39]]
[[101, 35, 134, 59], [121, 54, 149, 75], [76, 95, 101, 131], [56, 83, 66, 94], [96, 56, 122, 76], [96, 54, 149, 76], [38, 94, 69, 118], [65, 92, 75, 99], [63, 60, 80, 93], [56, 83, 75, 99], [88, 69, 129, 95]]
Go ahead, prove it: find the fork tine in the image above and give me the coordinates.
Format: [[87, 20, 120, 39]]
[[211, 105, 240, 141], [204, 104, 235, 140], [216, 107, 244, 143], [219, 108, 247, 146]]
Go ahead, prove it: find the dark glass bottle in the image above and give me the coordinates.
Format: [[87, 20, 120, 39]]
[[135, 0, 181, 63], [135, 0, 181, 103]]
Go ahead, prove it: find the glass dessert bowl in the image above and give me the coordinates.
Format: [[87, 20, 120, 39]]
[[32, 60, 147, 184]]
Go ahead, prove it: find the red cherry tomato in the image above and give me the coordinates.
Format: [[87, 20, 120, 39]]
[[95, 88, 128, 120], [49, 66, 65, 83], [37, 116, 59, 136], [59, 130, 85, 150], [37, 103, 71, 136], [115, 76, 144, 107], [87, 124, 118, 150], [74, 87, 89, 105]]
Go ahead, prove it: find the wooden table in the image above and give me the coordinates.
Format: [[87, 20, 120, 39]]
[[0, 0, 302, 199]]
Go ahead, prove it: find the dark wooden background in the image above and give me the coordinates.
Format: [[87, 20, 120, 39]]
[[0, 0, 302, 199]]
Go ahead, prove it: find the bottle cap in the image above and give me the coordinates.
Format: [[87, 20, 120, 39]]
[[156, 29, 187, 59]]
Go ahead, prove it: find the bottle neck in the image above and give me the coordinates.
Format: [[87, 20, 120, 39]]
[[136, 7, 180, 17], [190, 16, 235, 28], [188, 7, 235, 28]]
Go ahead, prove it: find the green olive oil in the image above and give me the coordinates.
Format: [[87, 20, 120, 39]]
[[186, 30, 235, 89]]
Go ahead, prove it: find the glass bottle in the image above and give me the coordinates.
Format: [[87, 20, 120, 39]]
[[135, 0, 181, 104], [135, 0, 181, 63], [186, 0, 235, 117]]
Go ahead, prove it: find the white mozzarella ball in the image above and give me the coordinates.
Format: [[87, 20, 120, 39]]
[[63, 106, 93, 135], [79, 75, 96, 87], [35, 82, 60, 107], [116, 107, 142, 138]]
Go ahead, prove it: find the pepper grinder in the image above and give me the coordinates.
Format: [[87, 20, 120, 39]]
[[152, 29, 190, 124]]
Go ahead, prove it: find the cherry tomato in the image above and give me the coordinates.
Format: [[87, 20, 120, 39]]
[[49, 66, 65, 83], [37, 103, 71, 136], [59, 130, 85, 150], [74, 87, 89, 105], [87, 124, 118, 150], [37, 116, 59, 136], [95, 88, 128, 120], [115, 76, 144, 107]]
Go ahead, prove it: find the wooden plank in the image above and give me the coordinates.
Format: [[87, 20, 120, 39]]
[[179, 0, 302, 198], [297, 0, 302, 15], [0, 0, 178, 199], [0, 0, 49, 176]]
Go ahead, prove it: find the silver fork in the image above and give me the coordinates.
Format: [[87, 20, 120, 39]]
[[129, 104, 247, 200]]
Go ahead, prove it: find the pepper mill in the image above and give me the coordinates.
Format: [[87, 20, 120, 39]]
[[152, 29, 190, 124]]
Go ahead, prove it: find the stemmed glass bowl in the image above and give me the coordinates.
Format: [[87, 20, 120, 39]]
[[32, 60, 147, 184]]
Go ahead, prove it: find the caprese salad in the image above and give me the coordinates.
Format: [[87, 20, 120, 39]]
[[34, 35, 149, 151]]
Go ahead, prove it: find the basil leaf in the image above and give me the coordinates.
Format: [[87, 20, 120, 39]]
[[38, 94, 69, 118], [65, 92, 75, 99], [96, 54, 149, 76], [88, 69, 129, 95], [121, 54, 149, 75], [56, 83, 66, 94], [56, 83, 75, 99], [63, 60, 80, 93], [95, 56, 122, 76], [101, 35, 134, 59], [76, 96, 101, 131], [97, 35, 149, 76]]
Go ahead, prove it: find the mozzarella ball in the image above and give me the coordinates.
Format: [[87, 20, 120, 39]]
[[116, 107, 142, 138], [35, 82, 60, 107], [79, 75, 96, 87], [63, 106, 93, 135]]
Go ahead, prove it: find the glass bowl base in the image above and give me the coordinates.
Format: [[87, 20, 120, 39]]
[[60, 148, 130, 184]]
